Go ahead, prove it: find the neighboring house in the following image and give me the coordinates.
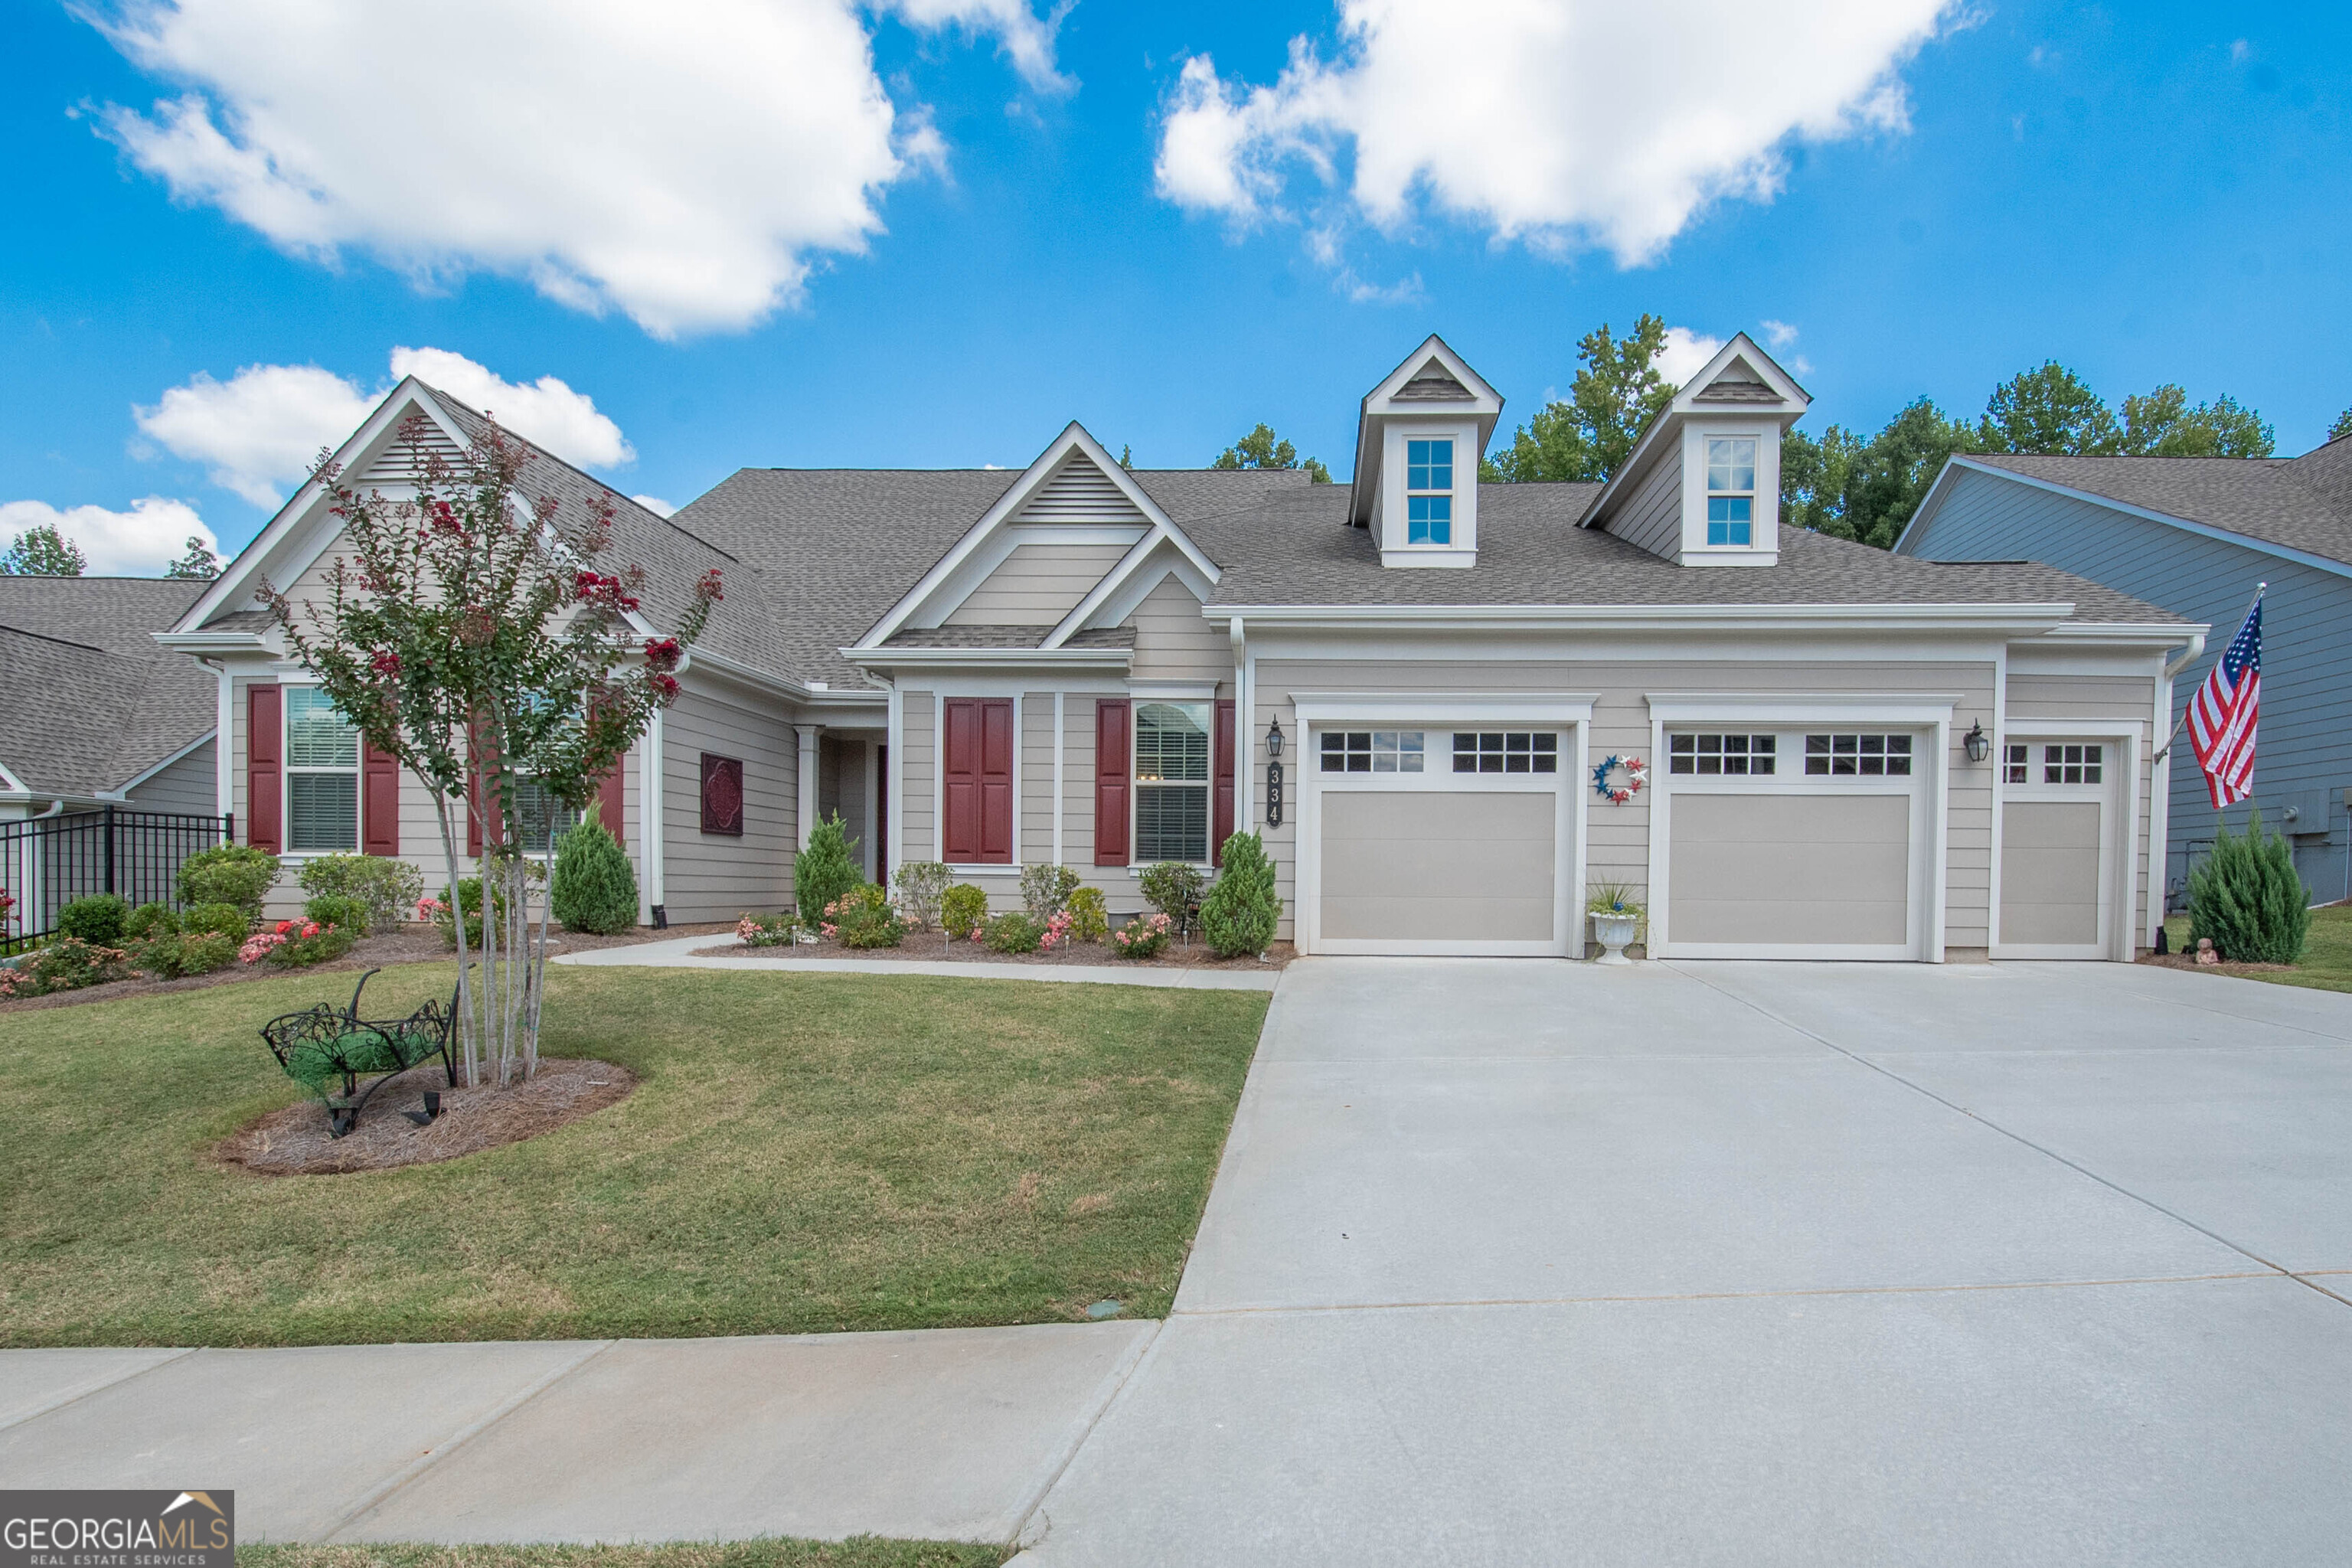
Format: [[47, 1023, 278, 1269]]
[[165, 335, 2197, 960], [0, 576, 220, 818], [1896, 439, 2352, 904]]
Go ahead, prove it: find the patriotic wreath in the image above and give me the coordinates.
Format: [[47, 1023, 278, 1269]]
[[1590, 754, 1648, 805]]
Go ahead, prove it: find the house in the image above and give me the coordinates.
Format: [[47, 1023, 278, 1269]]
[[163, 335, 2200, 960], [1896, 439, 2352, 904], [1, 575, 220, 818]]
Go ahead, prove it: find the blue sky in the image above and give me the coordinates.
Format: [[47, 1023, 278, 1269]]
[[4, 0, 2348, 571]]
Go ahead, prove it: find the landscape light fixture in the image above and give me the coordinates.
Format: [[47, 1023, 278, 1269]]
[[1963, 720, 1991, 764]]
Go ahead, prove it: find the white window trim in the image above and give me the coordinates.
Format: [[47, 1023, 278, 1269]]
[[1132, 697, 1214, 867], [279, 678, 362, 860], [1700, 434, 1759, 550], [1403, 436, 1457, 548]]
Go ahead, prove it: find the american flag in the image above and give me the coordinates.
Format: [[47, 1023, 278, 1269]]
[[2188, 590, 2262, 808]]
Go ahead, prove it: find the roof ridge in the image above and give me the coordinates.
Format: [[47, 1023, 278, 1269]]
[[0, 621, 116, 656]]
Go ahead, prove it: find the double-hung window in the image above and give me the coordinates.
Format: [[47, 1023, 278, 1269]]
[[1406, 438, 1454, 545], [284, 686, 359, 853], [1706, 437, 1756, 547], [1135, 701, 1210, 862]]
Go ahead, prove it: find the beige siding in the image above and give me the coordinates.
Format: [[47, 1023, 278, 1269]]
[[661, 681, 796, 921], [900, 692, 935, 866], [2004, 670, 2158, 953], [1021, 694, 1055, 864], [126, 740, 217, 817], [945, 543, 1130, 626], [1611, 455, 1684, 560], [1128, 576, 1231, 686]]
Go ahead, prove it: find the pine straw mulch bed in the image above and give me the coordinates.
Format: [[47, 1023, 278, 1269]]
[[2137, 952, 2301, 978], [216, 1056, 638, 1176], [0, 923, 737, 1014], [688, 933, 1295, 971]]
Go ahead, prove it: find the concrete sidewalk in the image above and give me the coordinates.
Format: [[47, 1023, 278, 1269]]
[[0, 1322, 1155, 1546], [555, 934, 1281, 990]]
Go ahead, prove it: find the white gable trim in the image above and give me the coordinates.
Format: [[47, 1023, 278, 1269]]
[[1056, 534, 1217, 642], [1896, 457, 2352, 583], [1582, 332, 1808, 533], [856, 423, 1208, 649], [117, 729, 220, 795], [173, 378, 466, 632], [1350, 335, 1504, 528]]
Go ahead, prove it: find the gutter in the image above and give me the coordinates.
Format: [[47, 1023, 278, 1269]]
[[840, 645, 1134, 671], [1198, 602, 2083, 634]]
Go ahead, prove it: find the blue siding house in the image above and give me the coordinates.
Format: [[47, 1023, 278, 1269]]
[[1896, 438, 2352, 905]]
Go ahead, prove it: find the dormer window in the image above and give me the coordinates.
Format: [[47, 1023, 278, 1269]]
[[1706, 437, 1756, 546], [1406, 438, 1454, 545]]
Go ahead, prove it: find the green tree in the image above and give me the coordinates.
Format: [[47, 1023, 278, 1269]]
[[2328, 407, 2352, 442], [1, 523, 87, 576], [164, 536, 221, 580], [2187, 809, 2310, 965], [1785, 398, 1976, 550], [2118, 385, 2274, 457], [1212, 423, 1332, 482], [794, 813, 863, 926], [1978, 362, 2119, 454], [1779, 425, 1863, 536], [550, 817, 639, 933], [1485, 314, 1675, 484]]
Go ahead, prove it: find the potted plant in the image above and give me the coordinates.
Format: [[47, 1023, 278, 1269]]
[[1586, 881, 1645, 965]]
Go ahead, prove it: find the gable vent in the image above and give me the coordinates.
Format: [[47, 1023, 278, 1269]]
[[354, 423, 466, 488], [1394, 360, 1473, 401], [1014, 455, 1146, 525]]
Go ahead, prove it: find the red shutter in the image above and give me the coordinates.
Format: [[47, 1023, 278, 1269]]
[[1094, 699, 1131, 867], [363, 742, 400, 856], [594, 756, 626, 841], [1213, 698, 1236, 867], [247, 684, 283, 854], [980, 700, 1014, 863], [942, 699, 1014, 864]]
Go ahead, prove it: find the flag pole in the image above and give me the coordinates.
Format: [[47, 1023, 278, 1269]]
[[2151, 580, 2264, 766]]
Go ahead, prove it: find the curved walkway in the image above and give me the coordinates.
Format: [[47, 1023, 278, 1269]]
[[553, 933, 1281, 990]]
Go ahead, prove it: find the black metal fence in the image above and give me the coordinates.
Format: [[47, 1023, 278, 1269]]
[[2, 807, 230, 953]]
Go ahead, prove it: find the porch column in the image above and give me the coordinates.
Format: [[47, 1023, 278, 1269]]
[[797, 724, 822, 850]]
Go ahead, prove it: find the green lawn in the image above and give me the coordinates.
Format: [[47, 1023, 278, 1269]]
[[2161, 902, 2352, 995], [0, 964, 1267, 1347], [238, 1542, 1008, 1568]]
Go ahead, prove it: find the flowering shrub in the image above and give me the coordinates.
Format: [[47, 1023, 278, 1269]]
[[823, 886, 904, 949], [984, 911, 1045, 955], [241, 920, 358, 967], [736, 911, 803, 947], [3, 938, 135, 997], [890, 861, 951, 931], [1112, 913, 1173, 960], [1039, 910, 1074, 950]]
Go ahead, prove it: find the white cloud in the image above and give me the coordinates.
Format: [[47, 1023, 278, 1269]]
[[89, 0, 1064, 338], [630, 495, 678, 518], [134, 363, 375, 507], [388, 348, 631, 469], [135, 349, 635, 508], [0, 498, 215, 577], [1157, 0, 1957, 267], [1759, 319, 1799, 350], [1656, 327, 1724, 387]]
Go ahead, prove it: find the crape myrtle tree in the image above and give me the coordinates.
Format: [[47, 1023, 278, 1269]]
[[263, 415, 720, 1086]]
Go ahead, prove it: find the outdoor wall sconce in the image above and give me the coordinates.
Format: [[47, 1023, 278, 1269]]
[[1264, 718, 1285, 828], [1963, 720, 1991, 764]]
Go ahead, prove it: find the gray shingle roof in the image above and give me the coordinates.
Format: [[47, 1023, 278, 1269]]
[[1965, 439, 2352, 564], [673, 466, 1307, 686], [1192, 482, 2184, 622], [0, 577, 214, 795]]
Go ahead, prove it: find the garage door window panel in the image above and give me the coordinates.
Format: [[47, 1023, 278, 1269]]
[[1452, 732, 1557, 774], [1320, 730, 1424, 774], [1669, 733, 1775, 776], [1805, 733, 1912, 777], [1135, 701, 1210, 862]]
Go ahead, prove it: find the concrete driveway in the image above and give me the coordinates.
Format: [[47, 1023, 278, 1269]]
[[1018, 958, 2352, 1567]]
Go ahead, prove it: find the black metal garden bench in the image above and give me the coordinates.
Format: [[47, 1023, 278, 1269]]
[[261, 968, 458, 1137]]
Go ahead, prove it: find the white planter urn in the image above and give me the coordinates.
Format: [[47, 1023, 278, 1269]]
[[1589, 910, 1639, 965]]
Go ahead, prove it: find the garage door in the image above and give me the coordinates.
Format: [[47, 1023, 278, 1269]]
[[1995, 740, 2114, 959], [1306, 726, 1574, 956], [1656, 727, 1929, 960]]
